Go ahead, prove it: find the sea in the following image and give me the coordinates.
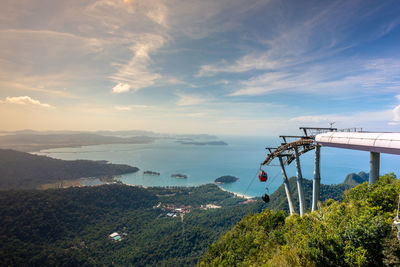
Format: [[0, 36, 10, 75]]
[[34, 136, 400, 198]]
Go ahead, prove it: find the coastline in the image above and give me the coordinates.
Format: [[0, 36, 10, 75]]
[[216, 185, 254, 199], [38, 176, 255, 200]]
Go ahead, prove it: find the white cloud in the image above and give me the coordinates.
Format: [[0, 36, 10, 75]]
[[229, 58, 400, 96], [114, 104, 151, 111], [290, 109, 394, 130], [146, 1, 168, 27], [197, 1, 370, 77], [109, 34, 165, 92], [197, 2, 400, 98], [176, 93, 207, 106], [387, 94, 400, 125], [168, 78, 185, 85], [115, 105, 132, 111], [290, 115, 332, 123], [112, 83, 131, 93], [2, 96, 53, 108], [392, 105, 400, 122]]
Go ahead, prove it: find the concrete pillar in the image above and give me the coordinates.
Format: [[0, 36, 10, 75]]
[[312, 145, 321, 212], [369, 152, 380, 184], [278, 157, 296, 215], [294, 146, 305, 216]]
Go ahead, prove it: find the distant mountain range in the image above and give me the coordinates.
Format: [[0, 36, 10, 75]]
[[0, 133, 155, 152], [0, 130, 221, 152]]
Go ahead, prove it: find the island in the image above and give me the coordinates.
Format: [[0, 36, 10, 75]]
[[144, 171, 160, 176], [171, 174, 188, 179], [215, 175, 239, 184]]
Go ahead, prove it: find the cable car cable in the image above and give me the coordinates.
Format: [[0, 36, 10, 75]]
[[243, 168, 261, 197]]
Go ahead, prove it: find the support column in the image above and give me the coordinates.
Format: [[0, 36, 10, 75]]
[[312, 145, 321, 212], [369, 152, 380, 184], [278, 157, 296, 215], [294, 146, 305, 216]]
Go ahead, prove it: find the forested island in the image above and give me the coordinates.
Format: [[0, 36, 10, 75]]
[[0, 149, 139, 189], [215, 175, 239, 184], [144, 171, 160, 176], [171, 174, 188, 179]]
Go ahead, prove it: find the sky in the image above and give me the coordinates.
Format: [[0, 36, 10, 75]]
[[0, 0, 400, 136]]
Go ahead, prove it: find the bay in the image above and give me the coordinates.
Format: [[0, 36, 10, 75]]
[[34, 136, 400, 197]]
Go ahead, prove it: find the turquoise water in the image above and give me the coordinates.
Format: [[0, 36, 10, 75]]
[[35, 136, 400, 197]]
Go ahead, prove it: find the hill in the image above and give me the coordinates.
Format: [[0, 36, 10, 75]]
[[343, 171, 369, 186], [0, 184, 265, 266], [200, 173, 400, 266], [264, 176, 353, 213], [0, 149, 139, 189]]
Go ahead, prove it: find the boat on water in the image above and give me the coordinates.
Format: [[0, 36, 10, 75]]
[[171, 174, 187, 179], [144, 171, 160, 176]]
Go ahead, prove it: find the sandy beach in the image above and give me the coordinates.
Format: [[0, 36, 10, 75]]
[[217, 185, 253, 199]]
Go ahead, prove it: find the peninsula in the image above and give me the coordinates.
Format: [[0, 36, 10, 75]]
[[0, 149, 139, 190]]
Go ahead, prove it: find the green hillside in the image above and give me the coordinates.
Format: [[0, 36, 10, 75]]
[[200, 173, 400, 266], [264, 176, 353, 213], [0, 149, 139, 189], [0, 184, 265, 266]]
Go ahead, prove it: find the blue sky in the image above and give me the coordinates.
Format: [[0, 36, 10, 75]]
[[0, 0, 399, 135]]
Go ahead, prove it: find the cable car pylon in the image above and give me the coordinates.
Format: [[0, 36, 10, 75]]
[[261, 127, 336, 216]]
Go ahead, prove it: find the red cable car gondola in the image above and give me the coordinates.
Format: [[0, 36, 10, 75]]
[[259, 170, 268, 182]]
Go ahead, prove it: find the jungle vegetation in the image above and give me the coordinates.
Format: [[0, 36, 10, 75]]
[[0, 149, 138, 189], [0, 184, 265, 266], [200, 173, 400, 266]]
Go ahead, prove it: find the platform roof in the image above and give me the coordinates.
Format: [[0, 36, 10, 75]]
[[315, 132, 400, 155]]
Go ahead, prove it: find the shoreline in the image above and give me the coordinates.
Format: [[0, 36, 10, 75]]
[[40, 177, 256, 199], [216, 185, 254, 199]]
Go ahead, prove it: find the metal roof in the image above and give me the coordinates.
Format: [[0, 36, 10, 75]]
[[109, 232, 119, 238], [315, 132, 400, 155]]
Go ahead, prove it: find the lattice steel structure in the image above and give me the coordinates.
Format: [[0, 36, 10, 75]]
[[261, 127, 335, 216]]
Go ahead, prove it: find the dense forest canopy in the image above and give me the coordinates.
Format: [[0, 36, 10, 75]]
[[0, 184, 265, 266], [0, 149, 138, 189], [0, 170, 369, 266], [0, 146, 382, 266], [264, 176, 355, 213], [200, 173, 400, 266]]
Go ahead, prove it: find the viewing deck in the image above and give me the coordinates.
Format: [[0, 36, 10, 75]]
[[315, 132, 400, 155]]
